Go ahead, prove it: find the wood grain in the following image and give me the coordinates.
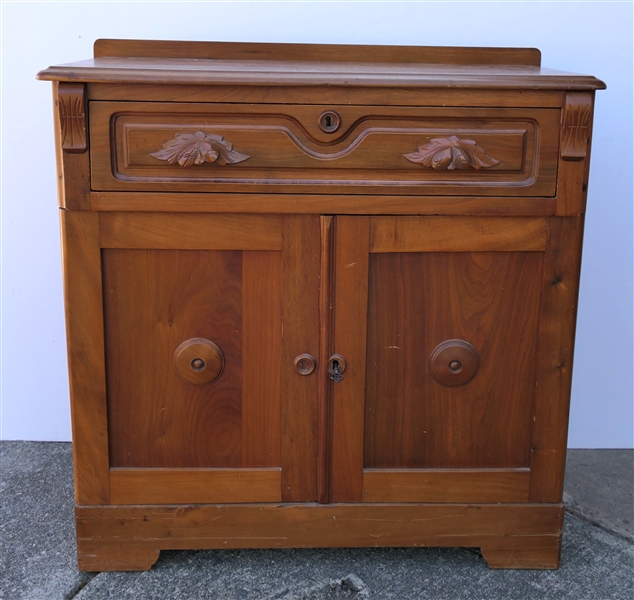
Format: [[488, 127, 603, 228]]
[[242, 251, 282, 468], [77, 542, 160, 572], [38, 58, 605, 91], [89, 101, 558, 197], [370, 217, 549, 252], [60, 210, 110, 504], [529, 217, 585, 502], [481, 535, 562, 569], [556, 93, 595, 216], [86, 83, 566, 108], [364, 250, 544, 469], [363, 469, 530, 503], [91, 192, 558, 217], [281, 215, 321, 501], [103, 249, 243, 468], [110, 468, 281, 504], [318, 216, 334, 504], [330, 217, 370, 502], [57, 82, 87, 153], [53, 83, 91, 210], [99, 213, 282, 250], [75, 502, 564, 570], [93, 39, 543, 66]]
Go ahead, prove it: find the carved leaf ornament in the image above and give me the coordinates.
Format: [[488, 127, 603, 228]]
[[404, 136, 500, 170], [150, 131, 250, 167]]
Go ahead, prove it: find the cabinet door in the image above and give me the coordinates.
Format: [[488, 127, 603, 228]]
[[330, 216, 582, 504], [95, 213, 320, 504]]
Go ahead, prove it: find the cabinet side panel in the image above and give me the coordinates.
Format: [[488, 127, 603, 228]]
[[364, 251, 543, 468], [281, 215, 321, 501], [529, 217, 585, 501], [103, 249, 243, 468], [60, 210, 110, 504]]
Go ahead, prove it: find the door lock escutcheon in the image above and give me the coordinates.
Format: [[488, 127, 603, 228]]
[[327, 354, 347, 383]]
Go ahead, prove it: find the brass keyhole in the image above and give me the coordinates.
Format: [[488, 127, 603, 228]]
[[324, 115, 332, 127]]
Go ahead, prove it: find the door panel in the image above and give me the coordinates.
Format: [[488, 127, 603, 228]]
[[101, 213, 319, 504], [104, 248, 247, 468], [331, 216, 549, 503], [364, 251, 543, 469]]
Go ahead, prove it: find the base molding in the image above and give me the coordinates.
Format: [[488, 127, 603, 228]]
[[76, 502, 563, 571]]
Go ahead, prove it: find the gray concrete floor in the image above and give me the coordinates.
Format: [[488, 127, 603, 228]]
[[1, 442, 632, 600]]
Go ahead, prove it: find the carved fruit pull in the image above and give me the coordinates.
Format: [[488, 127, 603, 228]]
[[150, 131, 250, 167], [403, 136, 500, 170]]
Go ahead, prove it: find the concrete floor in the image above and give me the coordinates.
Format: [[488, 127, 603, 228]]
[[1, 443, 632, 600]]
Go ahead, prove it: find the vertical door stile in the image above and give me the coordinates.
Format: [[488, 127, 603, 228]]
[[317, 216, 334, 504], [330, 217, 370, 502], [281, 215, 321, 502]]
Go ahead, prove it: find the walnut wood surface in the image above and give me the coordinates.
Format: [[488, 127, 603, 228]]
[[557, 93, 595, 216], [38, 57, 604, 91], [529, 217, 585, 502], [43, 40, 599, 571], [86, 84, 567, 108], [93, 39, 543, 66], [75, 503, 564, 570], [281, 215, 321, 501], [317, 216, 334, 504], [369, 216, 549, 252], [480, 536, 562, 569], [103, 249, 244, 468], [57, 82, 87, 153], [109, 468, 281, 504], [99, 213, 282, 250], [91, 192, 558, 216], [60, 210, 110, 504], [53, 83, 91, 210], [362, 469, 530, 503], [330, 217, 370, 502], [364, 249, 543, 469], [89, 101, 559, 196], [242, 251, 282, 468]]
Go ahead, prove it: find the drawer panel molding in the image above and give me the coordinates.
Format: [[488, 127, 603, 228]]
[[90, 102, 560, 196]]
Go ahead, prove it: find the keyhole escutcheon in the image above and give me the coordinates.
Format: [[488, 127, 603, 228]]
[[327, 354, 347, 383], [318, 110, 341, 133]]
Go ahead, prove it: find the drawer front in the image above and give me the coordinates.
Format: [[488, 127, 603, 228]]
[[90, 102, 559, 196]]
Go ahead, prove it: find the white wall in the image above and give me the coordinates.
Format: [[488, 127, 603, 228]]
[[1, 1, 632, 447]]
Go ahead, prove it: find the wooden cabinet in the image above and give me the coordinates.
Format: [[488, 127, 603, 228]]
[[38, 40, 604, 572]]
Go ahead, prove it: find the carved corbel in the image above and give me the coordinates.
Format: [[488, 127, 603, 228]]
[[58, 83, 87, 153], [561, 94, 592, 161]]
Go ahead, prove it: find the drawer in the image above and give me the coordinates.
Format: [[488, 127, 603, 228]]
[[90, 102, 560, 196]]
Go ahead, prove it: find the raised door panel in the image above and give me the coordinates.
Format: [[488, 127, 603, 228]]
[[100, 213, 320, 504], [330, 216, 554, 503]]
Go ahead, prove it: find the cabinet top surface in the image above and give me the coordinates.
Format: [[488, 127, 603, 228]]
[[37, 39, 606, 91]]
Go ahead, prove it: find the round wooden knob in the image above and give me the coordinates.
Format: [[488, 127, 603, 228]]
[[294, 354, 316, 376], [429, 339, 480, 387], [173, 338, 224, 385]]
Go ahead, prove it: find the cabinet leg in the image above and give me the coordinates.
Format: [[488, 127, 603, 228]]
[[480, 535, 562, 569], [77, 539, 160, 572]]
